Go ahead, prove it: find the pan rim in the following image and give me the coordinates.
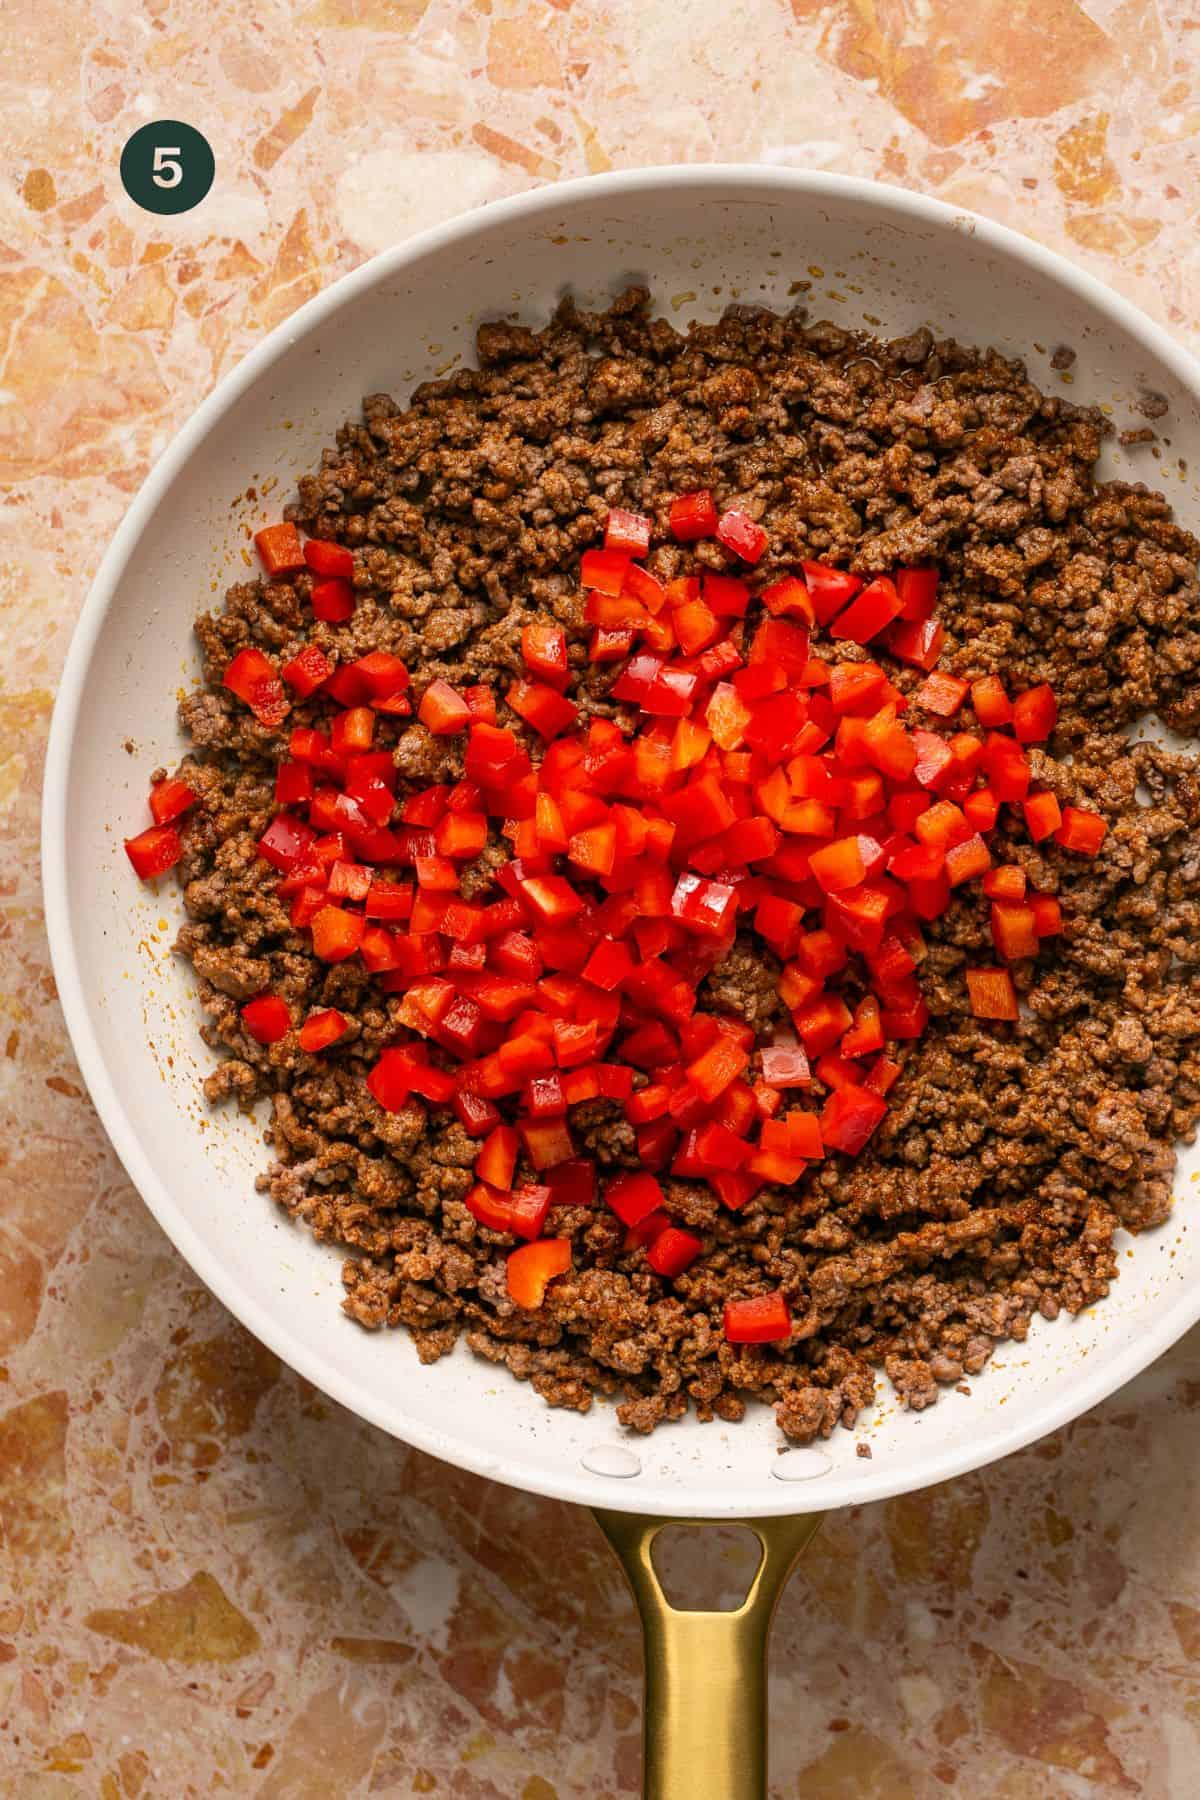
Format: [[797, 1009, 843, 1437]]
[[41, 164, 1200, 1517]]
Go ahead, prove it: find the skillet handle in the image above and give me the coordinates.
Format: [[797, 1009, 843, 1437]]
[[593, 1509, 824, 1800]]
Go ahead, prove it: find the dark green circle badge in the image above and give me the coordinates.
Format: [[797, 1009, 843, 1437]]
[[120, 121, 214, 216]]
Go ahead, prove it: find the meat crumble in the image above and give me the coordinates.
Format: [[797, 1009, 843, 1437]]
[[166, 289, 1200, 1442]]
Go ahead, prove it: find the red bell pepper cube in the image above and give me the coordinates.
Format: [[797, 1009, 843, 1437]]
[[419, 679, 472, 736], [669, 489, 718, 541], [582, 937, 635, 992], [545, 1159, 596, 1208], [147, 778, 197, 827], [297, 1008, 348, 1053], [981, 733, 1031, 802], [257, 812, 317, 871], [749, 617, 811, 675], [310, 578, 356, 622], [825, 882, 896, 954], [435, 811, 488, 860], [894, 566, 939, 621], [240, 993, 291, 1044], [1022, 788, 1062, 843], [915, 670, 969, 718], [887, 838, 944, 882], [884, 617, 945, 671], [310, 905, 365, 963], [590, 625, 637, 662], [302, 537, 353, 579], [687, 1035, 750, 1102], [359, 925, 402, 973], [1030, 892, 1063, 936], [841, 995, 884, 1058], [364, 880, 412, 922], [863, 1054, 901, 1097], [330, 707, 375, 756], [723, 1291, 791, 1344], [253, 521, 306, 576], [327, 859, 372, 902], [281, 643, 334, 698], [523, 1071, 566, 1117], [646, 1226, 703, 1279], [744, 690, 809, 760], [1055, 807, 1107, 856], [760, 575, 815, 622], [605, 1170, 666, 1228], [508, 679, 579, 740], [970, 675, 1012, 727], [703, 573, 751, 617], [795, 930, 847, 980], [1012, 682, 1058, 744], [626, 1083, 671, 1124], [623, 563, 667, 614], [809, 835, 882, 894], [861, 705, 916, 781], [634, 1120, 676, 1170], [966, 968, 1019, 1021], [521, 622, 569, 691], [691, 1120, 751, 1171], [829, 575, 903, 644], [943, 833, 992, 886], [983, 864, 1027, 901], [828, 662, 887, 716], [792, 993, 853, 1056], [503, 1186, 553, 1241], [517, 1117, 574, 1171], [762, 1111, 824, 1160], [673, 599, 722, 657], [801, 562, 862, 625], [507, 1238, 571, 1307], [465, 1182, 515, 1233], [348, 651, 409, 701], [991, 901, 1039, 961], [223, 647, 289, 728], [820, 1082, 888, 1154], [715, 508, 767, 564], [604, 507, 652, 556], [272, 761, 311, 807], [581, 546, 632, 595], [914, 800, 971, 851], [453, 1089, 501, 1136]]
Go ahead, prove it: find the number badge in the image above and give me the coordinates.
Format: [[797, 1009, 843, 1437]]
[[120, 121, 214, 216]]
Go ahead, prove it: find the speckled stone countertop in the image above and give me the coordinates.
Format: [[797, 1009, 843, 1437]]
[[4, 3, 1200, 1794]]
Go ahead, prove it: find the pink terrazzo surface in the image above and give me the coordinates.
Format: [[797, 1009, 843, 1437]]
[[4, 2, 1200, 1793]]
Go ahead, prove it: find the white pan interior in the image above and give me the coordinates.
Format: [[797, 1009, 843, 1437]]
[[43, 169, 1200, 1518]]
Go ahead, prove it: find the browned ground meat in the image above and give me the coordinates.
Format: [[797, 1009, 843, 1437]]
[[167, 289, 1200, 1442]]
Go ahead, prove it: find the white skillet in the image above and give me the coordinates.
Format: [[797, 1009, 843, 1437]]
[[42, 168, 1200, 1798]]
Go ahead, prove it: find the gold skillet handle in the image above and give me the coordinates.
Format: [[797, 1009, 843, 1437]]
[[594, 1509, 824, 1800]]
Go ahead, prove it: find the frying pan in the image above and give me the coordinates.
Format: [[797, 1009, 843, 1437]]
[[42, 168, 1200, 1797]]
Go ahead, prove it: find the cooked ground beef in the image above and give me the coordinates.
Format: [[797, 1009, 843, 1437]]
[[168, 289, 1200, 1442]]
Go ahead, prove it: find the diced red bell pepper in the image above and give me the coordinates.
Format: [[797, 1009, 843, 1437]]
[[1030, 893, 1063, 937], [453, 1089, 501, 1136], [1055, 807, 1106, 856], [981, 734, 1031, 802], [604, 507, 652, 556], [302, 537, 353, 579], [884, 617, 945, 671], [274, 761, 313, 807], [963, 787, 1000, 833], [503, 1185, 553, 1241], [419, 680, 472, 735], [509, 680, 579, 740], [521, 622, 569, 691], [258, 812, 317, 871], [240, 993, 291, 1044], [914, 800, 971, 851], [581, 546, 632, 595], [944, 832, 991, 887], [330, 707, 375, 756], [762, 1110, 824, 1160], [254, 521, 306, 576], [297, 1008, 349, 1053], [327, 858, 372, 902], [841, 994, 884, 1058], [966, 968, 1019, 1021], [828, 662, 887, 716], [465, 1182, 516, 1233], [760, 576, 815, 623], [687, 1035, 750, 1102], [368, 1045, 454, 1111], [148, 777, 198, 826], [793, 993, 853, 1056], [281, 643, 335, 698], [223, 647, 288, 728], [809, 835, 884, 894], [310, 578, 355, 622], [517, 1117, 574, 1171], [983, 865, 1027, 901], [669, 489, 718, 541], [604, 1171, 665, 1228], [703, 573, 751, 618], [749, 617, 811, 675], [590, 625, 637, 662], [715, 508, 767, 564], [915, 670, 969, 718], [879, 567, 933, 626], [829, 575, 902, 644], [863, 1053, 902, 1096], [970, 676, 1012, 727], [311, 905, 365, 963], [1023, 789, 1062, 843], [801, 562, 862, 626], [1012, 683, 1058, 745], [723, 1291, 791, 1344], [820, 1082, 888, 1154], [647, 1227, 703, 1279], [507, 1239, 571, 1307], [991, 901, 1039, 962]]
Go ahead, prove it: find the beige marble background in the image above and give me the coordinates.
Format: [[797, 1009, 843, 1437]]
[[4, 1, 1200, 1794]]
